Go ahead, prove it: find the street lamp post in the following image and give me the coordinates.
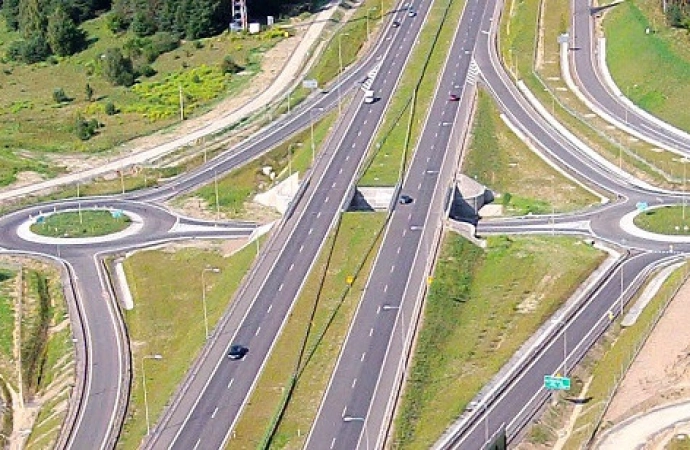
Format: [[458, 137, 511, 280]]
[[141, 354, 163, 435], [310, 108, 324, 164], [201, 267, 221, 339], [287, 142, 302, 179], [337, 33, 350, 115], [343, 416, 369, 450], [682, 158, 688, 221], [382, 304, 406, 371], [366, 7, 377, 40]]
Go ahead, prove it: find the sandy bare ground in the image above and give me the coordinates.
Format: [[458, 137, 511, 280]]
[[586, 278, 690, 449]]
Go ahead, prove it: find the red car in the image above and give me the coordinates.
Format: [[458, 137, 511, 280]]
[[449, 94, 460, 102]]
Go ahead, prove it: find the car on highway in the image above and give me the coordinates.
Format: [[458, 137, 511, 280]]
[[399, 194, 413, 204], [392, 20, 401, 28], [227, 345, 248, 360], [449, 94, 460, 102], [408, 10, 416, 17]]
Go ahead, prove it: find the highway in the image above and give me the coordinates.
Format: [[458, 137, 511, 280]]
[[0, 2, 428, 446], [304, 0, 489, 448], [1, 0, 689, 447], [146, 2, 435, 448]]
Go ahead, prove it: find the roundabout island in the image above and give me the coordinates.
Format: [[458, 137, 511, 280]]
[[30, 210, 132, 239]]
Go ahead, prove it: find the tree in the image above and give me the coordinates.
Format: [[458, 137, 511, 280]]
[[1, 0, 21, 30], [102, 47, 135, 86], [47, 5, 86, 56], [19, 0, 47, 40], [131, 10, 156, 37]]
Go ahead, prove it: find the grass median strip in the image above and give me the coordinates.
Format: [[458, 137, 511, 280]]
[[463, 90, 598, 214], [119, 241, 260, 449], [391, 234, 606, 449], [229, 212, 387, 449], [360, 0, 467, 187]]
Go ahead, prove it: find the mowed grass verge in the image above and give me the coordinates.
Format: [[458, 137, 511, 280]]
[[230, 212, 387, 449], [360, 0, 467, 186], [605, 0, 690, 132], [30, 210, 131, 238], [391, 235, 606, 449], [560, 263, 688, 449], [634, 206, 690, 235], [185, 110, 338, 219], [120, 242, 260, 449], [463, 90, 599, 214], [500, 0, 684, 189]]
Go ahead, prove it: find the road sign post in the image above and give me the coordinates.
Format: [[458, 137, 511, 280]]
[[544, 375, 571, 390]]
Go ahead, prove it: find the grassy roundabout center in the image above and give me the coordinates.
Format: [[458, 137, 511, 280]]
[[634, 205, 690, 235], [30, 210, 132, 238]]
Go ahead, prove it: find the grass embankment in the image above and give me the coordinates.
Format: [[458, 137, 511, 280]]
[[0, 14, 282, 161], [183, 110, 338, 219], [119, 243, 261, 449], [634, 206, 690, 235], [360, 0, 467, 186], [0, 260, 76, 449], [464, 90, 598, 214], [605, 0, 690, 132], [553, 264, 689, 449], [0, 267, 16, 444], [500, 0, 685, 188], [230, 212, 387, 449], [30, 210, 131, 238], [391, 235, 605, 449]]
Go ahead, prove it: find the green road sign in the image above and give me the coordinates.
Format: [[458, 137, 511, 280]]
[[544, 375, 571, 390]]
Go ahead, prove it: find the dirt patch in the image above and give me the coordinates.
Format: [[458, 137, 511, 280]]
[[602, 280, 690, 424]]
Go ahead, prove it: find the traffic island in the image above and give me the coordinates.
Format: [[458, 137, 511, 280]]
[[30, 210, 131, 238]]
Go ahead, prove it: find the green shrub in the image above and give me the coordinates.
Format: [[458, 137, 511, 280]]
[[104, 101, 118, 116], [52, 88, 68, 104], [75, 115, 100, 140], [220, 55, 243, 74], [102, 47, 135, 86]]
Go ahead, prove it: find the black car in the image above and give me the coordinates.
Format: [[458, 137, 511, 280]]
[[399, 194, 413, 205], [227, 344, 248, 360], [392, 20, 401, 28]]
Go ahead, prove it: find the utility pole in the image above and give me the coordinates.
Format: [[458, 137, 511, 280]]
[[179, 84, 184, 121], [231, 0, 248, 31]]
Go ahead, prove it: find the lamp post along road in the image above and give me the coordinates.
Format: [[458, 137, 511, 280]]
[[337, 33, 350, 115], [310, 108, 324, 164], [201, 267, 221, 339], [142, 354, 163, 435], [343, 416, 370, 450], [366, 7, 377, 40]]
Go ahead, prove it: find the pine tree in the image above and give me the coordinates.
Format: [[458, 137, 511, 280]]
[[1, 0, 21, 30], [19, 0, 47, 40], [47, 5, 86, 56]]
